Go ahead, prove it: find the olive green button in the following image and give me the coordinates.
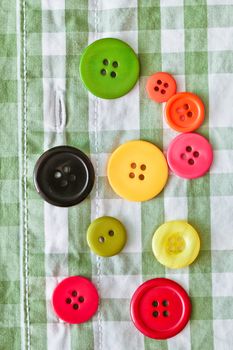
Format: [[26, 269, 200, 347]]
[[87, 216, 127, 257], [79, 38, 139, 99]]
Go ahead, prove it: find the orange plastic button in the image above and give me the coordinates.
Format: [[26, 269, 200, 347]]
[[165, 92, 205, 133], [146, 72, 177, 103], [107, 140, 168, 202]]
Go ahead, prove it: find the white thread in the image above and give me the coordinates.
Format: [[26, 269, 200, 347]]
[[94, 1, 102, 349], [23, 0, 30, 349]]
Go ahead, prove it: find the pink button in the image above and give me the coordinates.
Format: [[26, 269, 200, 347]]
[[167, 133, 213, 179], [52, 276, 99, 324]]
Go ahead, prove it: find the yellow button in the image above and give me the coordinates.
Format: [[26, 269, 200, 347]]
[[152, 221, 200, 269], [107, 140, 168, 202], [87, 216, 127, 257]]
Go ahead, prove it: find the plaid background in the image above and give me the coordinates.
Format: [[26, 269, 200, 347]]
[[1, 0, 233, 349]]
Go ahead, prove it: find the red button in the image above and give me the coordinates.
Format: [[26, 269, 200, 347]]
[[167, 133, 213, 179], [52, 276, 99, 324], [146, 72, 177, 103], [165, 92, 205, 132], [130, 278, 191, 339]]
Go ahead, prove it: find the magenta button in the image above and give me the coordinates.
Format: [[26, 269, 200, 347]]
[[167, 133, 213, 179]]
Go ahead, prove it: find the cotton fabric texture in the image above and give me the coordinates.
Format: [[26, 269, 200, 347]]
[[1, 0, 233, 349]]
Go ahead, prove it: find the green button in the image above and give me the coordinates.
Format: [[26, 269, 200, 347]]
[[79, 38, 139, 99], [87, 216, 127, 257]]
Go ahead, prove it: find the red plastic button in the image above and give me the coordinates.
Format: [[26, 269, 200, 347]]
[[146, 72, 177, 103], [52, 276, 99, 324], [165, 92, 205, 132], [167, 133, 213, 179], [130, 278, 191, 339]]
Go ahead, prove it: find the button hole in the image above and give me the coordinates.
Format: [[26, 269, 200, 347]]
[[63, 166, 71, 174], [157, 80, 162, 85], [110, 71, 116, 78], [163, 310, 169, 317], [54, 171, 62, 179], [69, 174, 76, 182], [140, 164, 146, 171], [98, 236, 105, 243], [180, 115, 185, 121], [129, 172, 135, 179], [72, 290, 77, 297], [188, 159, 194, 165], [186, 146, 192, 152], [60, 180, 68, 187], [152, 311, 159, 317], [152, 300, 158, 307], [181, 153, 186, 160], [154, 86, 159, 91], [187, 111, 193, 117], [183, 104, 189, 110], [161, 89, 166, 95], [139, 174, 145, 181], [131, 163, 137, 169], [108, 230, 114, 237], [73, 304, 79, 310], [193, 151, 199, 158], [162, 300, 169, 307], [103, 59, 108, 66], [101, 69, 106, 76], [78, 296, 84, 303], [164, 83, 169, 88], [66, 298, 71, 304], [112, 61, 118, 68]]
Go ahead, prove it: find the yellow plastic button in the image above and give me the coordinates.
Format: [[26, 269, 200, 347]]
[[87, 216, 127, 257], [152, 221, 200, 269], [107, 140, 168, 202]]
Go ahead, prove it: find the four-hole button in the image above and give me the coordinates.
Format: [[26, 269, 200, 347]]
[[165, 92, 205, 132], [146, 72, 177, 103], [167, 133, 213, 179], [107, 140, 168, 202], [52, 276, 99, 324], [130, 278, 191, 339]]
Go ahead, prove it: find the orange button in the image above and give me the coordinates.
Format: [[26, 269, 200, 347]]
[[107, 140, 168, 202], [146, 72, 177, 103], [165, 92, 205, 133]]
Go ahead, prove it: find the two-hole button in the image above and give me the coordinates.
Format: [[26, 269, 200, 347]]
[[87, 216, 127, 257]]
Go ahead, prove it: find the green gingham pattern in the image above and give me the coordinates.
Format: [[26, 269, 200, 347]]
[[1, 0, 233, 349]]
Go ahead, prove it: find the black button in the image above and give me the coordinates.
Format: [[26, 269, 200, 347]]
[[34, 146, 95, 207]]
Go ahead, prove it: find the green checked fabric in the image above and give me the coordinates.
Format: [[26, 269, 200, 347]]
[[1, 0, 233, 349]]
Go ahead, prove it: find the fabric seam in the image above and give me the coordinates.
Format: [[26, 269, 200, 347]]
[[94, 0, 102, 349], [23, 0, 30, 349]]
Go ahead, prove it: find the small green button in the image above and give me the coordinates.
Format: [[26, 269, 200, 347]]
[[79, 38, 139, 99], [87, 216, 127, 257]]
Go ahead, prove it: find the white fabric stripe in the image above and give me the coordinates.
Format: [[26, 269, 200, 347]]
[[88, 1, 141, 349], [16, 0, 26, 347], [161, 6, 191, 349], [42, 2, 71, 349]]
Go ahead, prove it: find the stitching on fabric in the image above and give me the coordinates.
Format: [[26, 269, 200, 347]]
[[23, 0, 30, 349], [94, 1, 102, 349]]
